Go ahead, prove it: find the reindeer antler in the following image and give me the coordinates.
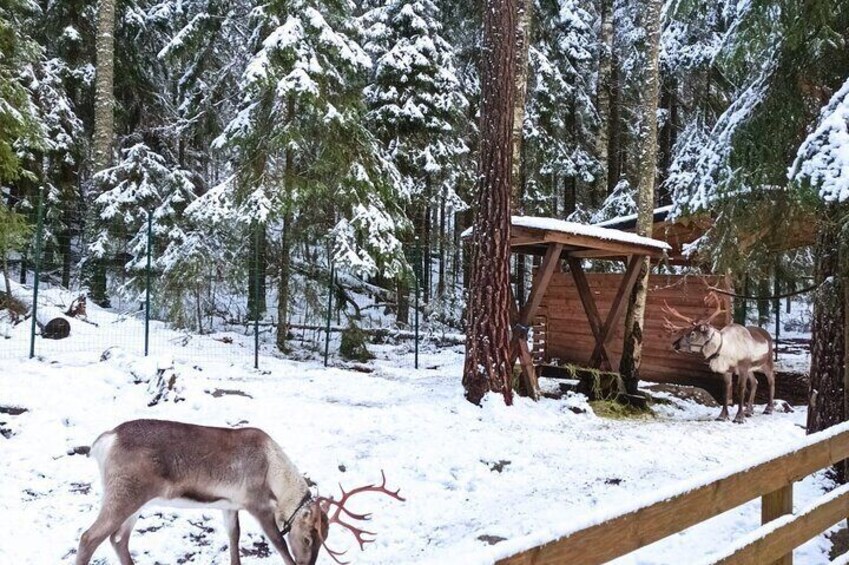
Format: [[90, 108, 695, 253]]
[[662, 300, 695, 334], [317, 470, 405, 563], [703, 291, 726, 324]]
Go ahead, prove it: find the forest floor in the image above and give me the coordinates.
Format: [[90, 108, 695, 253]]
[[0, 286, 834, 564]]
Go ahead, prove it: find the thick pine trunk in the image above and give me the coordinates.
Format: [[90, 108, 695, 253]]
[[594, 0, 613, 205], [807, 205, 847, 485], [619, 0, 663, 396], [463, 0, 517, 406]]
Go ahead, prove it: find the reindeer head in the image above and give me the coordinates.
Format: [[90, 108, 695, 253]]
[[663, 292, 726, 355], [290, 471, 405, 565], [288, 501, 329, 565]]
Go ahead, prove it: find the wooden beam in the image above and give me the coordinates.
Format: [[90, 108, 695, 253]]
[[589, 255, 644, 368], [518, 243, 563, 325], [496, 424, 849, 565], [541, 230, 665, 258], [714, 485, 849, 565], [566, 257, 612, 370], [508, 284, 539, 400], [761, 485, 793, 565]]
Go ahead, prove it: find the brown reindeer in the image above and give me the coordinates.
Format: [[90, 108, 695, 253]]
[[76, 419, 404, 565], [664, 293, 775, 423]]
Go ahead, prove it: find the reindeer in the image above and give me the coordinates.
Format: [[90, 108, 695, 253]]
[[76, 419, 404, 565], [663, 293, 775, 423]]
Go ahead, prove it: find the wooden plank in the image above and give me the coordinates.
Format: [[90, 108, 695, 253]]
[[540, 229, 666, 258], [590, 255, 644, 367], [508, 284, 539, 400], [519, 244, 563, 325], [714, 484, 849, 565], [496, 426, 849, 565], [762, 485, 794, 565], [566, 257, 611, 369]]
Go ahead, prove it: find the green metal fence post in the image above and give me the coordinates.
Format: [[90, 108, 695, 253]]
[[28, 186, 45, 359], [324, 260, 334, 367], [144, 209, 152, 357], [254, 223, 260, 370]]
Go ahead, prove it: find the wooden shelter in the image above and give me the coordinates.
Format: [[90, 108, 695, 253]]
[[507, 216, 672, 398]]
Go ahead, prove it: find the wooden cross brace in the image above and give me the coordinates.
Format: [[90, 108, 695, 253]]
[[509, 243, 564, 400], [567, 255, 644, 371]]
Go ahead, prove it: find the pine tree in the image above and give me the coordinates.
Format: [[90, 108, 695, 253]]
[[211, 0, 408, 349], [362, 0, 468, 304], [463, 0, 516, 406]]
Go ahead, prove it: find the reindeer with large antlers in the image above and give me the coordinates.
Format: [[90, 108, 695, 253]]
[[75, 419, 404, 565], [663, 292, 775, 423]]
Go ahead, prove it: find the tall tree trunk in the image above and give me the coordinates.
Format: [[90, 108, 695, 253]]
[[594, 0, 614, 205], [511, 0, 532, 212], [438, 190, 446, 297], [89, 0, 116, 306], [619, 0, 663, 396], [463, 0, 517, 406], [608, 49, 622, 194], [808, 205, 847, 484], [276, 97, 295, 352]]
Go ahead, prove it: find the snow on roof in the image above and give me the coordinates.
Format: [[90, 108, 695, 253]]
[[511, 216, 671, 251], [593, 204, 674, 229]]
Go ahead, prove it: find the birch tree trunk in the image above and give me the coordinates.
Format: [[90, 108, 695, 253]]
[[463, 0, 517, 406], [594, 0, 614, 205], [89, 0, 117, 306], [619, 0, 663, 396], [93, 0, 115, 172], [511, 0, 532, 211]]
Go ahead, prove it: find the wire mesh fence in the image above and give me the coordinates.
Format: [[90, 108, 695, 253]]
[[1, 200, 431, 367]]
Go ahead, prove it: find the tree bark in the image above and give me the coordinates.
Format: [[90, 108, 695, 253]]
[[93, 0, 115, 171], [808, 205, 847, 483], [511, 0, 532, 212], [619, 0, 663, 396], [276, 96, 295, 352], [438, 190, 446, 297], [594, 0, 614, 205], [463, 0, 517, 406], [89, 0, 116, 306]]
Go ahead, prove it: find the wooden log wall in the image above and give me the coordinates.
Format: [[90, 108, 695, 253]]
[[537, 272, 732, 386]]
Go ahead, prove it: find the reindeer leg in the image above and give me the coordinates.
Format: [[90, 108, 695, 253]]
[[733, 365, 749, 424], [109, 514, 138, 565], [76, 495, 145, 565], [248, 507, 296, 565], [223, 510, 242, 565], [717, 372, 732, 421], [764, 361, 776, 414], [746, 372, 757, 417]]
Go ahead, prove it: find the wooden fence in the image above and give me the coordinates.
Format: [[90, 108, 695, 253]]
[[495, 422, 849, 565]]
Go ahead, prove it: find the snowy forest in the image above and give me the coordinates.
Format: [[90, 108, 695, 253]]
[[1, 0, 844, 344], [6, 0, 849, 563]]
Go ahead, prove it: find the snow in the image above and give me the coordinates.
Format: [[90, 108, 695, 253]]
[[790, 76, 849, 202], [594, 205, 674, 228], [0, 281, 835, 564], [462, 216, 671, 252]]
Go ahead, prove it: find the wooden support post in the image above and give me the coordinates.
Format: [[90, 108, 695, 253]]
[[567, 256, 612, 370], [508, 243, 563, 400], [589, 255, 643, 369], [762, 484, 793, 565]]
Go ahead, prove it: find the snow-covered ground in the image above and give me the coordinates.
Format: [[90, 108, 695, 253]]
[[0, 289, 836, 564]]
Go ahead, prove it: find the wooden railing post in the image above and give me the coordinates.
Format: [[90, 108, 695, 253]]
[[762, 484, 793, 565]]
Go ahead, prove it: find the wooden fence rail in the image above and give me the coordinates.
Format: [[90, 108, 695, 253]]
[[495, 422, 849, 565]]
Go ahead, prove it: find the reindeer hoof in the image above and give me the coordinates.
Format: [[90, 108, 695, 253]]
[[733, 416, 746, 424], [764, 407, 773, 415], [715, 414, 729, 422]]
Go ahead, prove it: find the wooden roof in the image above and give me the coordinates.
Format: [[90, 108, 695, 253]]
[[596, 205, 817, 263], [509, 216, 671, 259]]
